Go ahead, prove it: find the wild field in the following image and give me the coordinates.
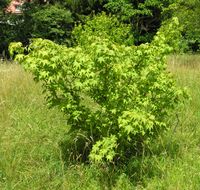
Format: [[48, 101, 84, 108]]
[[0, 55, 200, 190]]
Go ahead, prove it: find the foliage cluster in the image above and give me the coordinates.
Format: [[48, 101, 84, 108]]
[[0, 1, 74, 56], [72, 13, 134, 46], [10, 16, 185, 163], [172, 0, 200, 51], [104, 0, 174, 44], [30, 4, 73, 44]]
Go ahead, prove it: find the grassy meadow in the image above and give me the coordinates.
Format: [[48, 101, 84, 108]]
[[0, 55, 200, 189]]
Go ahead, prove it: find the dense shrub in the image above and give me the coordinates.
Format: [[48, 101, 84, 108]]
[[10, 16, 186, 163]]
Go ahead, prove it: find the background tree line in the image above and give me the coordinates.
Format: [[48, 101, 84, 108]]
[[0, 0, 200, 57]]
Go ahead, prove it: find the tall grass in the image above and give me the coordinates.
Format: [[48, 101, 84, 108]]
[[0, 55, 200, 189], [0, 63, 68, 189]]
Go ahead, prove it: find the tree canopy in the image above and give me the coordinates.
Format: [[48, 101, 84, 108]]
[[0, 0, 200, 56]]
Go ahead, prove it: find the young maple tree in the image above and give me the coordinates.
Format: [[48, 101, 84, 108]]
[[10, 15, 186, 163]]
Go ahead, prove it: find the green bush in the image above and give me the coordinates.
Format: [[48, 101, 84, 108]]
[[9, 17, 186, 163]]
